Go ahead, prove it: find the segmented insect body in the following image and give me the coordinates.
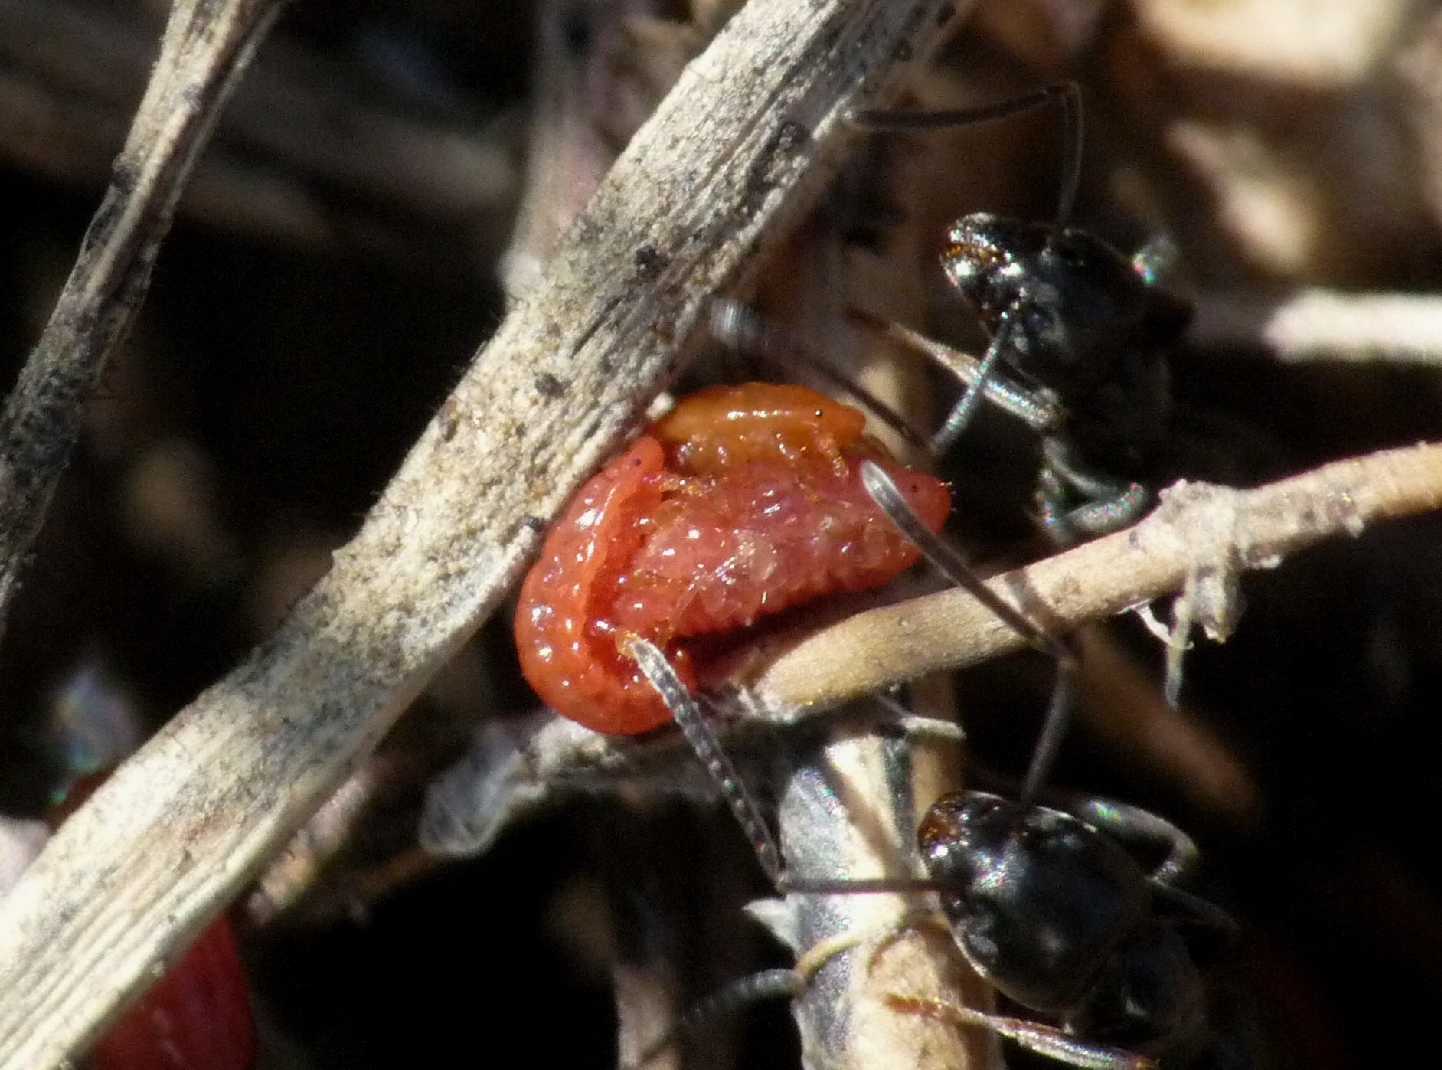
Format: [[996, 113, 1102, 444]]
[[515, 382, 950, 734]]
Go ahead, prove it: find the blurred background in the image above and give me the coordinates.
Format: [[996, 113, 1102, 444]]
[[3, 0, 1442, 1066]]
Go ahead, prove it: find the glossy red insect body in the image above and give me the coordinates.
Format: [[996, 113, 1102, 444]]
[[91, 915, 256, 1070], [515, 382, 951, 734]]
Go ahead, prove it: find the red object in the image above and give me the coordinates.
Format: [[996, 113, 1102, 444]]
[[515, 383, 951, 733], [91, 916, 256, 1070]]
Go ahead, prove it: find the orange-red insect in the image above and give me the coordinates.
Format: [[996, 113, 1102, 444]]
[[515, 382, 950, 734], [46, 772, 256, 1070], [91, 915, 256, 1070]]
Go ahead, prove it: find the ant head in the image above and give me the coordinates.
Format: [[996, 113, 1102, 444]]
[[941, 213, 1189, 394], [916, 790, 1026, 880], [918, 790, 1164, 1018]]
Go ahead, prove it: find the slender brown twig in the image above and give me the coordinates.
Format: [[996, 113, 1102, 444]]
[[742, 443, 1442, 712]]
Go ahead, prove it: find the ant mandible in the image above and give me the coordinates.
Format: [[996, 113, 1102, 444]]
[[853, 82, 1192, 544]]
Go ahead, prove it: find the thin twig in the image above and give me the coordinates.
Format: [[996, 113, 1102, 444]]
[[0, 2, 955, 1065], [1189, 289, 1442, 364], [772, 729, 999, 1070], [0, 0, 288, 650], [423, 441, 1442, 834], [743, 443, 1442, 712]]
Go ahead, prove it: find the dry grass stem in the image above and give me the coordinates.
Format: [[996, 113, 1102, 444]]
[[0, 0, 286, 649], [0, 1, 957, 1065], [1190, 290, 1442, 364]]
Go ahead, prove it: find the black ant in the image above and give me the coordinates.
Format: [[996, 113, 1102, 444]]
[[851, 82, 1193, 544]]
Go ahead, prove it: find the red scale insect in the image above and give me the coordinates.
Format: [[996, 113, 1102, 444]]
[[91, 916, 256, 1070], [46, 773, 256, 1070], [515, 382, 951, 734]]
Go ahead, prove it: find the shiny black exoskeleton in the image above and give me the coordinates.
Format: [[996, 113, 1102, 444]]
[[860, 83, 1193, 542], [940, 212, 1191, 541], [918, 790, 1212, 1061]]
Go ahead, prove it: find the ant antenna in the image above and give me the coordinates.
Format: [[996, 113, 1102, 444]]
[[859, 461, 1079, 805], [853, 84, 1084, 454], [622, 635, 786, 890], [929, 307, 1016, 456], [851, 81, 1084, 226]]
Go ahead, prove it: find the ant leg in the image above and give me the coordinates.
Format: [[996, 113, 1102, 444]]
[[1041, 438, 1140, 505], [847, 308, 1064, 433], [1041, 795, 1240, 937], [1038, 440, 1150, 543], [852, 82, 1084, 225], [1039, 481, 1150, 543], [1063, 795, 1237, 934], [622, 636, 785, 890], [1064, 796, 1199, 886], [884, 995, 1155, 1070], [860, 461, 1080, 803], [930, 304, 1024, 455]]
